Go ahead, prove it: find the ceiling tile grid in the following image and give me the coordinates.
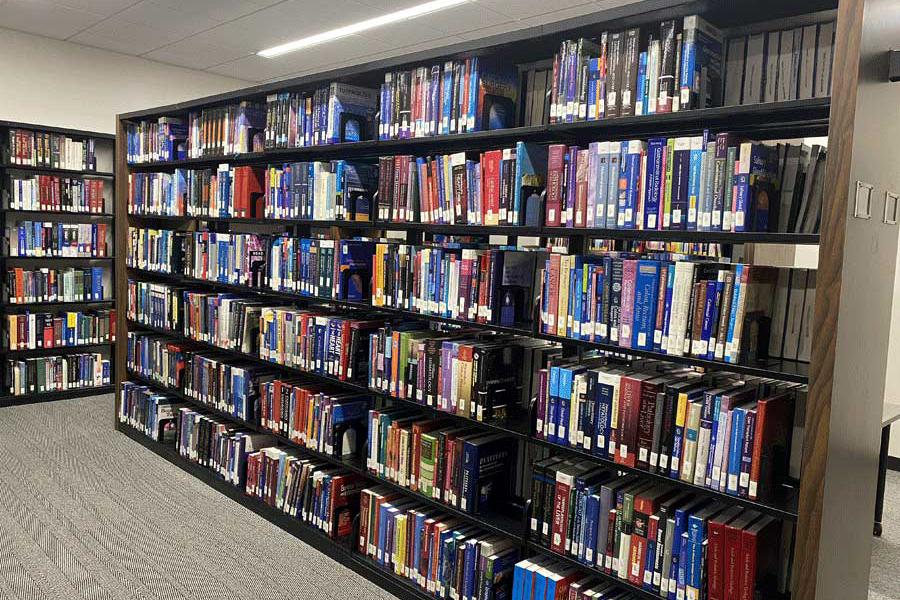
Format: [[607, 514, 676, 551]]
[[1, 0, 643, 82]]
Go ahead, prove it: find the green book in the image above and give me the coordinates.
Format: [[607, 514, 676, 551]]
[[419, 432, 438, 496]]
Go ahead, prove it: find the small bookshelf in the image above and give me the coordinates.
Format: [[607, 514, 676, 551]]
[[0, 121, 116, 406]]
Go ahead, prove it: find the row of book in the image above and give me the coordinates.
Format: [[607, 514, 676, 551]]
[[265, 83, 378, 150], [542, 137, 824, 233], [359, 485, 520, 598], [7, 309, 116, 351], [521, 473, 789, 598], [7, 175, 106, 213], [725, 22, 834, 106], [539, 256, 816, 364], [366, 409, 513, 516], [7, 266, 106, 304], [367, 328, 549, 422], [6, 222, 109, 258], [510, 561, 641, 600], [371, 244, 535, 327], [377, 143, 542, 226], [535, 364, 801, 502], [378, 58, 517, 140], [7, 352, 110, 396], [5, 128, 100, 171], [127, 166, 264, 219], [126, 228, 374, 301], [125, 331, 264, 421], [264, 161, 375, 222]]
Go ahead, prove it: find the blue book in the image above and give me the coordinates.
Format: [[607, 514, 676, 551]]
[[635, 51, 647, 116], [644, 138, 667, 230], [572, 268, 583, 340], [460, 434, 511, 514], [632, 259, 661, 350], [91, 266, 102, 300], [557, 366, 581, 445], [532, 562, 548, 600], [686, 137, 704, 230], [548, 366, 561, 445], [698, 279, 718, 357], [706, 273, 725, 360], [441, 62, 453, 135], [583, 493, 601, 565], [593, 378, 614, 459], [723, 264, 743, 362], [605, 144, 621, 228], [657, 263, 676, 353], [726, 405, 748, 495], [666, 497, 710, 600], [587, 58, 600, 120]]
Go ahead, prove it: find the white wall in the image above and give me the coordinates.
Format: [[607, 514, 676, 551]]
[[886, 240, 900, 458], [0, 28, 250, 134]]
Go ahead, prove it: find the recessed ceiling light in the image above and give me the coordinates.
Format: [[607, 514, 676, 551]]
[[258, 0, 473, 58]]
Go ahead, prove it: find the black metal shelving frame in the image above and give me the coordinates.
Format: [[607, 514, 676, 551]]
[[0, 121, 116, 405], [114, 1, 838, 597]]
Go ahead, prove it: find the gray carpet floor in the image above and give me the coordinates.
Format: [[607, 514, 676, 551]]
[[0, 393, 398, 600], [0, 392, 898, 599]]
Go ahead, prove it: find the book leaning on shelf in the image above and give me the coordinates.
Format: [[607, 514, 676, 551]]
[[377, 142, 546, 226], [8, 309, 115, 351], [7, 175, 105, 213], [7, 352, 110, 395], [358, 486, 520, 597], [543, 136, 824, 233], [265, 82, 378, 148], [371, 243, 536, 327], [7, 266, 105, 304], [128, 166, 265, 218], [6, 221, 108, 258], [540, 254, 816, 364], [5, 128, 98, 171], [533, 360, 803, 503], [118, 382, 184, 442], [367, 327, 556, 423], [378, 57, 518, 139], [365, 409, 515, 516], [265, 160, 376, 221], [520, 473, 791, 599]]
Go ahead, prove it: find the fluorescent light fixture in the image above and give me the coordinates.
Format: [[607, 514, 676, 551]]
[[258, 0, 472, 58]]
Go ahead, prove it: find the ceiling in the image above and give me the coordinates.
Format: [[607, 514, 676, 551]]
[[0, 0, 639, 83]]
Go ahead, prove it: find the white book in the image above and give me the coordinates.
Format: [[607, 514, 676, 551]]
[[647, 39, 660, 114], [782, 269, 808, 360], [815, 21, 836, 97], [743, 33, 766, 104], [768, 268, 792, 359], [798, 24, 818, 99], [764, 31, 781, 102], [667, 261, 695, 356], [797, 270, 817, 362], [724, 36, 747, 106]]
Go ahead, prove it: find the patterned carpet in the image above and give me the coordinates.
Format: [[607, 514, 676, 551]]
[[0, 393, 397, 600]]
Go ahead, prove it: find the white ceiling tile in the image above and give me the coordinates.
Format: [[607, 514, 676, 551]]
[[0, 0, 105, 39], [70, 15, 187, 53], [111, 1, 222, 38], [356, 20, 447, 48], [455, 21, 528, 42], [147, 0, 271, 23], [142, 38, 251, 70], [54, 0, 142, 18], [68, 30, 158, 54], [187, 6, 333, 54], [478, 0, 595, 19], [412, 3, 511, 36], [276, 0, 388, 26], [207, 53, 326, 82], [514, 2, 604, 27]]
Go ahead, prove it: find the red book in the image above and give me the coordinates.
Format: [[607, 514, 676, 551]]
[[617, 372, 655, 467], [707, 505, 745, 600], [629, 487, 678, 585], [482, 149, 502, 226], [430, 158, 440, 223], [604, 509, 618, 574], [724, 510, 761, 599], [327, 473, 366, 538], [546, 253, 561, 334], [550, 465, 580, 553], [545, 144, 567, 226], [357, 489, 372, 553], [748, 392, 793, 500], [574, 149, 589, 227], [739, 516, 779, 600]]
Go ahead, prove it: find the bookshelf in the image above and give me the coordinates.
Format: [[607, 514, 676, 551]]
[[0, 121, 116, 407], [113, 0, 900, 599]]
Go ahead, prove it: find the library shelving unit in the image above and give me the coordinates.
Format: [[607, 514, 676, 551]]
[[113, 0, 900, 598], [0, 121, 116, 407]]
